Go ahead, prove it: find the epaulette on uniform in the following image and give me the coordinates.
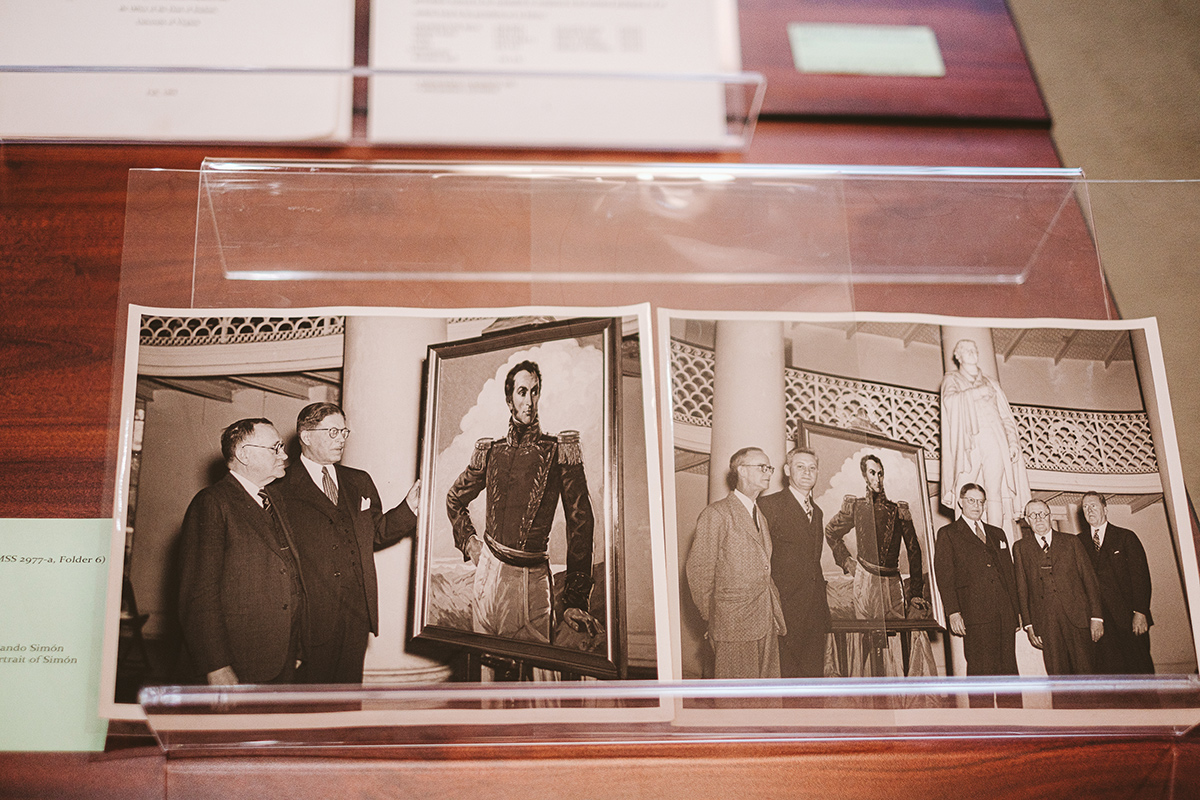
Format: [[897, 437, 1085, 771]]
[[469, 438, 493, 470], [842, 494, 857, 507], [557, 430, 584, 465], [897, 500, 912, 520]]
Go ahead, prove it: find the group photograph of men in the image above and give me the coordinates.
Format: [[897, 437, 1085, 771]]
[[667, 312, 1198, 707], [103, 307, 660, 716], [100, 304, 1200, 717]]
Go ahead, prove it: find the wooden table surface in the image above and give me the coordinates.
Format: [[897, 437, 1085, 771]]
[[2, 1, 1196, 795], [740, 0, 1048, 120]]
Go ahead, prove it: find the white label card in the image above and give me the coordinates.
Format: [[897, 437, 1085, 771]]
[[0, 0, 354, 140], [368, 0, 741, 148]]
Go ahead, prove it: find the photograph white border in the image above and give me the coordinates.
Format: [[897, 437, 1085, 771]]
[[659, 308, 1200, 727], [100, 302, 671, 730]]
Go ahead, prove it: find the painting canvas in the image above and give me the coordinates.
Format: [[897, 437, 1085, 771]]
[[413, 317, 624, 678]]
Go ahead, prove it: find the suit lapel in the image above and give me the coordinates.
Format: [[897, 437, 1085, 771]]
[[222, 474, 287, 556], [789, 490, 823, 560], [955, 517, 991, 554], [785, 488, 811, 525], [730, 494, 770, 562], [332, 463, 356, 515], [288, 463, 341, 522], [770, 488, 804, 532]]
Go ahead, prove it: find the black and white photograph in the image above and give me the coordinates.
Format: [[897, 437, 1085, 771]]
[[663, 310, 1200, 711], [413, 316, 628, 679], [100, 304, 664, 721]]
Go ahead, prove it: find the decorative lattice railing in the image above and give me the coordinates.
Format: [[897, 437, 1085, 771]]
[[140, 315, 344, 347], [671, 340, 1158, 475]]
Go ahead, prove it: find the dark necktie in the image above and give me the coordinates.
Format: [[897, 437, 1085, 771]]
[[259, 490, 289, 550], [802, 496, 813, 520], [752, 505, 761, 532], [1092, 529, 1102, 550], [975, 522, 986, 543], [322, 466, 338, 506], [1039, 536, 1050, 553]]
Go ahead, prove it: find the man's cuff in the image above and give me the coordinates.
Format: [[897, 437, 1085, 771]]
[[1024, 624, 1034, 632], [561, 570, 594, 611], [459, 535, 479, 562], [1091, 617, 1103, 623]]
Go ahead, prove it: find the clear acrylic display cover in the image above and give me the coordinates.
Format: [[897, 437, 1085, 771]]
[[111, 160, 1200, 753], [0, 66, 764, 151]]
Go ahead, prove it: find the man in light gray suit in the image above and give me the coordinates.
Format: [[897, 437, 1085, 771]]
[[686, 446, 786, 679]]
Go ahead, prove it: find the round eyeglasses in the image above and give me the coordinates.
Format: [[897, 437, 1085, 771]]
[[243, 442, 286, 455], [312, 427, 351, 440], [742, 463, 775, 474]]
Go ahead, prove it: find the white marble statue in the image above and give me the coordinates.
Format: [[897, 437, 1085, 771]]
[[939, 339, 1031, 533]]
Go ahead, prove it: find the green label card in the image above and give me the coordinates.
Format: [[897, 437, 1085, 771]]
[[788, 23, 946, 77], [0, 519, 111, 751]]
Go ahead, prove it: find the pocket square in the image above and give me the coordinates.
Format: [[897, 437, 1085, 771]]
[[361, 497, 371, 511]]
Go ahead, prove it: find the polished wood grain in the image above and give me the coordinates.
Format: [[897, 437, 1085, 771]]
[[0, 735, 1195, 798], [740, 0, 1048, 120]]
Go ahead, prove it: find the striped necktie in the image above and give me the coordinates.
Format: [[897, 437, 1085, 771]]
[[322, 466, 338, 506]]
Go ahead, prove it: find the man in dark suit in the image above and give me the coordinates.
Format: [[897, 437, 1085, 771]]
[[273, 402, 420, 684], [757, 446, 830, 678], [178, 418, 305, 685], [686, 446, 786, 679], [1081, 491, 1154, 674], [934, 483, 1020, 706], [1013, 499, 1104, 675]]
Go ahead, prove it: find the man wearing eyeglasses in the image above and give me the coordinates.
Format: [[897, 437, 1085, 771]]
[[1013, 499, 1103, 676], [686, 447, 786, 679], [273, 402, 420, 684], [178, 418, 306, 686], [934, 483, 1020, 703]]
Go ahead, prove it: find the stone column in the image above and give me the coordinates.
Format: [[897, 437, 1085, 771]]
[[343, 315, 453, 684], [709, 320, 787, 501]]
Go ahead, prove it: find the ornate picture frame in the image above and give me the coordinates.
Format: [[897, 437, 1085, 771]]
[[413, 316, 624, 678], [796, 419, 944, 635]]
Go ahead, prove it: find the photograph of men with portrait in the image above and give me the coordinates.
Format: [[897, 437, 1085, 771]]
[[663, 310, 1200, 711], [101, 305, 663, 721]]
